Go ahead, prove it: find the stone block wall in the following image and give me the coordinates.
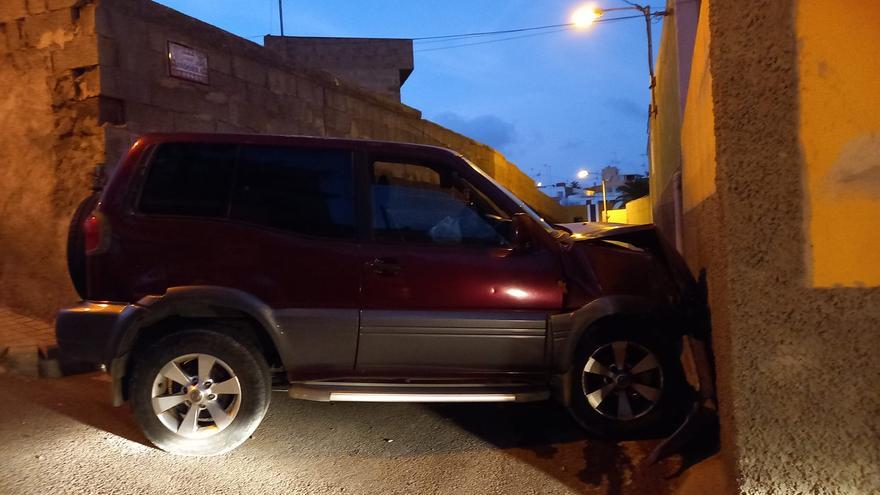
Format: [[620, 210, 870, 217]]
[[0, 0, 106, 319], [0, 0, 566, 319]]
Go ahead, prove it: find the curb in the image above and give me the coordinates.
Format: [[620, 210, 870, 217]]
[[0, 345, 72, 378], [0, 345, 40, 377]]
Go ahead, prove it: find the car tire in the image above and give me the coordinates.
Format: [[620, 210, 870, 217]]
[[129, 327, 271, 456], [66, 193, 100, 299], [566, 320, 691, 439]]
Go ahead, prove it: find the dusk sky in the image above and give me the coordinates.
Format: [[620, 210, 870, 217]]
[[156, 0, 662, 186]]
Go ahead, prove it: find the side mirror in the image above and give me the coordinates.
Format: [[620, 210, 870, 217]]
[[511, 213, 533, 251]]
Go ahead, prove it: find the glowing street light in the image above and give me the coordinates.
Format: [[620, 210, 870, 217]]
[[576, 169, 590, 179], [569, 2, 669, 117], [571, 4, 602, 28]]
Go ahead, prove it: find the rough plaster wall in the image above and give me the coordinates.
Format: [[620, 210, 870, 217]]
[[665, 9, 739, 489], [707, 0, 880, 493], [0, 0, 105, 319]]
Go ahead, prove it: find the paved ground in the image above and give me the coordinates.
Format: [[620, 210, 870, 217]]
[[0, 307, 54, 350], [0, 372, 694, 495]]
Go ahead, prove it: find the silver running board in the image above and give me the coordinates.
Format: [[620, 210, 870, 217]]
[[289, 382, 550, 403]]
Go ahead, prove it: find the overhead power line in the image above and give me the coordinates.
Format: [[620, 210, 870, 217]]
[[246, 12, 653, 50], [414, 14, 648, 52], [414, 27, 572, 52], [412, 23, 573, 42]]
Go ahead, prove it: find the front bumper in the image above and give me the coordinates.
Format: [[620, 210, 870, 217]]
[[55, 301, 131, 366]]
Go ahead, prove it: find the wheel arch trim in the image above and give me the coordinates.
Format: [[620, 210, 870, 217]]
[[109, 286, 291, 405], [550, 295, 660, 374]]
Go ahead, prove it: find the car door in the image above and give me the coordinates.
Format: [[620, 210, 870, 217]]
[[126, 141, 365, 377], [355, 154, 564, 377]]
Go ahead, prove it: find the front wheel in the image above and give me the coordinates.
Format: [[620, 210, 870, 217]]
[[567, 325, 690, 438], [129, 328, 271, 456]]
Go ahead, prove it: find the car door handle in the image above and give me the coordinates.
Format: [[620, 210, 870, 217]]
[[367, 257, 401, 276]]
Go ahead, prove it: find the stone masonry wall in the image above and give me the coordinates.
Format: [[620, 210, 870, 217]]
[[0, 0, 566, 319], [0, 0, 106, 319]]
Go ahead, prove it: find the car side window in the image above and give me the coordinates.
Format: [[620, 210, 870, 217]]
[[138, 143, 237, 218], [230, 145, 355, 239], [371, 160, 509, 247]]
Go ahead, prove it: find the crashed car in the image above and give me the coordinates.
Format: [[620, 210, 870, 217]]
[[57, 133, 702, 455]]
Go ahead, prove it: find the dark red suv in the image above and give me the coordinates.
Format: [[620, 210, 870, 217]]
[[57, 133, 700, 455]]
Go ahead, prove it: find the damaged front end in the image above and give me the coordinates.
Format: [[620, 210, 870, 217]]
[[556, 222, 719, 465]]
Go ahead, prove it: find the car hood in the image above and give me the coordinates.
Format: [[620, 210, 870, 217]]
[[556, 222, 657, 241]]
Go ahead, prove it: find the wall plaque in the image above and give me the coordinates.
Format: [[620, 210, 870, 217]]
[[167, 41, 209, 84]]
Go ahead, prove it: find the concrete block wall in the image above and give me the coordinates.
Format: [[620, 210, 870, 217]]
[[0, 0, 566, 319], [264, 35, 413, 101]]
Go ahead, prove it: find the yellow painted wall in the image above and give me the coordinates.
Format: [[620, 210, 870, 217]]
[[649, 0, 682, 209], [625, 196, 653, 224], [798, 1, 880, 287], [606, 208, 627, 223], [680, 0, 716, 214]]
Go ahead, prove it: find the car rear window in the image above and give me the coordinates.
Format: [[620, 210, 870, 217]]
[[230, 145, 355, 239], [138, 143, 237, 218]]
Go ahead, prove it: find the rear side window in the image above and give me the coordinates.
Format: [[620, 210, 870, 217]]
[[138, 143, 236, 217], [230, 145, 355, 239]]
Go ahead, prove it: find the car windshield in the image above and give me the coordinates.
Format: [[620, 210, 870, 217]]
[[461, 156, 557, 235]]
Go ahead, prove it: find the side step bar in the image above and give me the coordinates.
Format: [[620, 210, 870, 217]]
[[289, 382, 550, 403]]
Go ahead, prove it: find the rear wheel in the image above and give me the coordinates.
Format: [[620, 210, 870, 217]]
[[129, 328, 271, 456], [567, 323, 689, 438]]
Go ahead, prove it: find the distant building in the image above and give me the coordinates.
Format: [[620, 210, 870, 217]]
[[264, 35, 413, 101], [541, 166, 645, 221]]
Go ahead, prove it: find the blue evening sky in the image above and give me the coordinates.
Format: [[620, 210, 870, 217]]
[[155, 0, 662, 185]]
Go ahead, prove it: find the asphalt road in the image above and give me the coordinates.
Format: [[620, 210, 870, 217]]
[[0, 372, 685, 495]]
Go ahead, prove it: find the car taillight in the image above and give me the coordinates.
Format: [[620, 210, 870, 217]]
[[84, 214, 103, 254]]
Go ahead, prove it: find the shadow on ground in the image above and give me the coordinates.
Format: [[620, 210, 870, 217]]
[[426, 400, 719, 494], [428, 401, 682, 495], [1, 372, 150, 447]]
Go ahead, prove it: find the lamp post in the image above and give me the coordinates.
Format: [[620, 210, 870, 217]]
[[601, 178, 608, 221], [572, 2, 670, 117]]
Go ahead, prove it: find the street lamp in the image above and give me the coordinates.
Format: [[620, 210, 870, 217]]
[[576, 169, 609, 222], [571, 4, 602, 28], [570, 1, 669, 116]]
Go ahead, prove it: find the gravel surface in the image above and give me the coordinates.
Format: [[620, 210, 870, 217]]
[[0, 373, 682, 494]]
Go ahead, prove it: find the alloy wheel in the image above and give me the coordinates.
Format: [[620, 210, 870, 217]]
[[151, 353, 242, 439], [581, 340, 664, 421]]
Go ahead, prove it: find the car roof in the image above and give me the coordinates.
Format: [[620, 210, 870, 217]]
[[134, 133, 463, 160]]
